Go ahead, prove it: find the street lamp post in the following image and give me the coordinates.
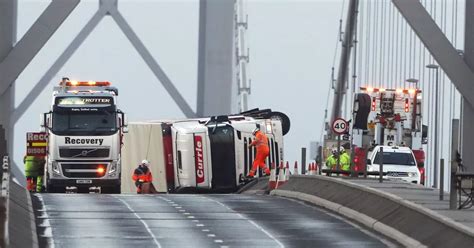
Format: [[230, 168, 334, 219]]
[[426, 64, 439, 188]]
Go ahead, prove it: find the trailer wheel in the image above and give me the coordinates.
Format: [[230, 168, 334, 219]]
[[265, 111, 291, 135]]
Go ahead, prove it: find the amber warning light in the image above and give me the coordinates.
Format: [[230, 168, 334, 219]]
[[62, 81, 111, 87], [97, 166, 105, 175]]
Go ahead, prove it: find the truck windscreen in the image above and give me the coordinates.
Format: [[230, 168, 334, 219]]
[[52, 107, 117, 135], [374, 152, 416, 166]]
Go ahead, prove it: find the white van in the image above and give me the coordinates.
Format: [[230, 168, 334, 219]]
[[366, 146, 421, 184]]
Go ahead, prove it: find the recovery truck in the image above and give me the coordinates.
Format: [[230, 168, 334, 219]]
[[351, 87, 425, 184], [121, 109, 290, 193], [41, 79, 127, 193]]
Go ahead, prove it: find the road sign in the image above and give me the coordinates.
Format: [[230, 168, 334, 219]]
[[26, 132, 48, 156], [332, 118, 348, 135]]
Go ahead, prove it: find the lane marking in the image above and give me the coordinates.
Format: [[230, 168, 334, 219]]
[[203, 196, 285, 248], [214, 240, 223, 243], [36, 194, 55, 248], [202, 229, 210, 232], [115, 196, 162, 248], [207, 234, 216, 237], [196, 224, 205, 227]]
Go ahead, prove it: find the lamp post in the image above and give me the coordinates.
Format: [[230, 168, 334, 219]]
[[426, 64, 439, 188]]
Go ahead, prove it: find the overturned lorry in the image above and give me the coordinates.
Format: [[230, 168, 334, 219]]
[[121, 109, 290, 193]]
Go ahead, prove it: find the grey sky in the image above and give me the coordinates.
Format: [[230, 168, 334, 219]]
[[13, 0, 342, 170]]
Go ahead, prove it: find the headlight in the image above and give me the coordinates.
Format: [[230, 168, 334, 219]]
[[52, 162, 60, 174], [408, 172, 417, 177], [109, 163, 117, 174]]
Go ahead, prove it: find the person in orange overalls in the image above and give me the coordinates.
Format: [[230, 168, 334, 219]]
[[132, 160, 153, 194], [247, 127, 271, 178]]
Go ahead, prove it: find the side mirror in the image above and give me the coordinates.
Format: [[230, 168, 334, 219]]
[[117, 109, 128, 132], [41, 112, 51, 131]]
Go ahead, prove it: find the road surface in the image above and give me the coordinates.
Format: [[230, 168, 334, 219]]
[[33, 193, 396, 247]]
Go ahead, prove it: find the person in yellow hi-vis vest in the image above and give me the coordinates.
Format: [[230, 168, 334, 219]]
[[24, 155, 45, 192]]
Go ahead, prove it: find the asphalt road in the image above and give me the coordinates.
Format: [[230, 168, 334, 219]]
[[33, 193, 395, 248]]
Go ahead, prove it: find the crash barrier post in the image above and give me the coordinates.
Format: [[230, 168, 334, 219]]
[[379, 147, 384, 183], [1, 156, 10, 248], [301, 148, 306, 175], [363, 147, 368, 178], [450, 160, 457, 210], [268, 162, 277, 190], [275, 161, 286, 189], [440, 159, 445, 201]]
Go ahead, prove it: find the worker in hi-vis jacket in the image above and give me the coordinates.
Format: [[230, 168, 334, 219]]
[[247, 127, 271, 178]]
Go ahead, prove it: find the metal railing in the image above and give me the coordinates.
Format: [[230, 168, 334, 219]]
[[2, 156, 10, 197], [1, 155, 10, 247]]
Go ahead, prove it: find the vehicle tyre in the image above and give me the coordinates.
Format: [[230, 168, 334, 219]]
[[48, 185, 65, 193]]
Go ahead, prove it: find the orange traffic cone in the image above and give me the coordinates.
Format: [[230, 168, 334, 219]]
[[276, 161, 286, 188], [293, 161, 299, 175], [268, 162, 277, 190]]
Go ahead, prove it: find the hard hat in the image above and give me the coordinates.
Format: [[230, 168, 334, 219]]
[[339, 146, 345, 152], [331, 147, 338, 154], [252, 127, 260, 135], [141, 159, 150, 166]]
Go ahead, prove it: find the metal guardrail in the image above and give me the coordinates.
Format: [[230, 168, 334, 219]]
[[2, 156, 10, 197], [1, 155, 10, 248]]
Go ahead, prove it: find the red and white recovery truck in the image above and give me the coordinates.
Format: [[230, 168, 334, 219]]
[[120, 109, 290, 193], [351, 87, 426, 184]]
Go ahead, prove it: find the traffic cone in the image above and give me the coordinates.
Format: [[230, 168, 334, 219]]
[[268, 162, 277, 190], [311, 162, 316, 175], [306, 163, 311, 175], [276, 161, 286, 188], [285, 161, 290, 181], [293, 161, 299, 175]]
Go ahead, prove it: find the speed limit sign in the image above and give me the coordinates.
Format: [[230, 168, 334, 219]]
[[332, 118, 348, 135]]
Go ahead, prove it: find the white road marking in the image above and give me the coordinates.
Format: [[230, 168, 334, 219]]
[[179, 209, 186, 212], [207, 234, 216, 237], [196, 224, 205, 227], [203, 196, 285, 248], [214, 240, 223, 243], [36, 195, 55, 248], [184, 212, 190, 215], [115, 196, 162, 248], [187, 216, 195, 219], [202, 229, 210, 232], [192, 220, 199, 222]]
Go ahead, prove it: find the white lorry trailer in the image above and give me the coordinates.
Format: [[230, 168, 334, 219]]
[[41, 79, 127, 193]]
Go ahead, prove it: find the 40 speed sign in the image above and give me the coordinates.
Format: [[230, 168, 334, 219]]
[[332, 118, 348, 135]]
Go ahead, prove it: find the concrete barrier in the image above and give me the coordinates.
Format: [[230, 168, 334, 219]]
[[8, 181, 39, 248], [0, 155, 38, 248], [274, 175, 474, 247]]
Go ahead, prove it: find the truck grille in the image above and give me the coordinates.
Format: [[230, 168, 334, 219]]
[[61, 163, 107, 178], [386, 171, 408, 177], [59, 148, 110, 158]]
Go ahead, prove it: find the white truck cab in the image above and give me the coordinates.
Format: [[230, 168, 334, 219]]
[[366, 145, 421, 184]]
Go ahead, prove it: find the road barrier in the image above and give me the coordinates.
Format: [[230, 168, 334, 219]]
[[0, 155, 39, 248], [273, 175, 474, 247], [1, 156, 10, 247]]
